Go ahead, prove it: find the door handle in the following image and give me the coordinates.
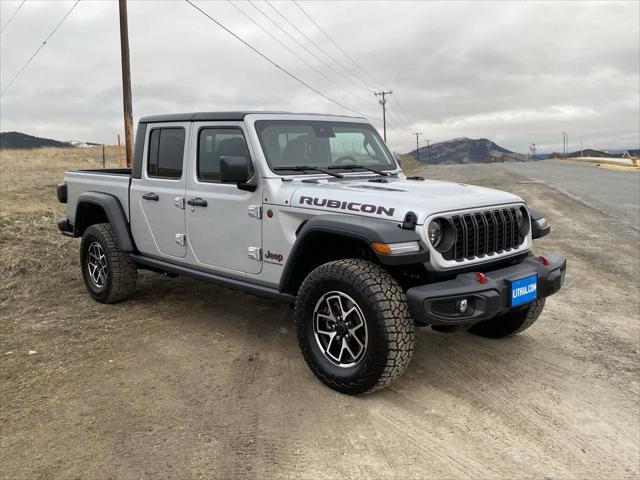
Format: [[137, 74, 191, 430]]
[[187, 197, 208, 207], [142, 192, 159, 201]]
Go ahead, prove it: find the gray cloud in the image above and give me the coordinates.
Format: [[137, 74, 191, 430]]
[[0, 0, 638, 154]]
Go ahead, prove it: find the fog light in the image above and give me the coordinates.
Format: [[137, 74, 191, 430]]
[[457, 298, 468, 313]]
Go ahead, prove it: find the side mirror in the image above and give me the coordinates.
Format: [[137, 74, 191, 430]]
[[219, 156, 256, 191]]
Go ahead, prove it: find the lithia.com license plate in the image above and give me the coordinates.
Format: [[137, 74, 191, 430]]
[[510, 274, 538, 307]]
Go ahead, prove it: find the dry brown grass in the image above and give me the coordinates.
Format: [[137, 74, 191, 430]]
[[397, 153, 424, 172], [1, 148, 638, 479], [0, 147, 119, 216], [0, 147, 119, 306]]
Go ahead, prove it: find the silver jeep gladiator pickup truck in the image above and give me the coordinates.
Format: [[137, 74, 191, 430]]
[[57, 112, 566, 394]]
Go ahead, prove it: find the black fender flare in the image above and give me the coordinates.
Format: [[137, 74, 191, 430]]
[[75, 192, 136, 252], [279, 214, 428, 293]]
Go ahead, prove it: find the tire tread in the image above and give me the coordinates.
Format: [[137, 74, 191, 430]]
[[295, 259, 415, 394], [80, 223, 136, 303]]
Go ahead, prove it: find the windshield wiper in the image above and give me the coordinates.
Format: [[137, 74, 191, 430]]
[[328, 164, 391, 176], [274, 166, 344, 178]]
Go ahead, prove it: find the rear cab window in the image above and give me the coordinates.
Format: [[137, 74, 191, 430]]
[[147, 128, 185, 179]]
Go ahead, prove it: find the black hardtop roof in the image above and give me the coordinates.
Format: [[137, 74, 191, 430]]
[[138, 111, 363, 124]]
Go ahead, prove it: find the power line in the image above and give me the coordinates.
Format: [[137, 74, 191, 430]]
[[290, 0, 417, 131], [291, 0, 382, 90], [386, 100, 412, 128], [265, 0, 374, 93], [385, 119, 407, 146], [257, 0, 409, 127], [247, 0, 381, 116], [383, 105, 412, 137], [389, 100, 414, 127], [1, 0, 80, 97], [231, 1, 380, 120], [390, 95, 414, 124], [1, 0, 26, 35], [248, 1, 367, 103], [185, 0, 366, 117], [226, 1, 361, 107]]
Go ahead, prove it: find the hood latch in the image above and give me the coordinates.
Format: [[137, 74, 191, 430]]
[[402, 211, 418, 230]]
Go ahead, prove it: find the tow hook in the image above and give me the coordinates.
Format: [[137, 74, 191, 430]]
[[474, 272, 487, 284]]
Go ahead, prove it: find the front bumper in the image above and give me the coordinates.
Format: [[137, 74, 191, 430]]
[[407, 253, 566, 326]]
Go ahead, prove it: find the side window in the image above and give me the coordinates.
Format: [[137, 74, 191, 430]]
[[147, 128, 185, 179], [198, 128, 250, 182]]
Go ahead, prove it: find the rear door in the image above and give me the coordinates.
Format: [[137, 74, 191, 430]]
[[130, 122, 190, 258], [185, 122, 263, 274]]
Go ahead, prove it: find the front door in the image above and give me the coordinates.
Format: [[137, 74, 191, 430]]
[[185, 122, 263, 274], [130, 123, 190, 258]]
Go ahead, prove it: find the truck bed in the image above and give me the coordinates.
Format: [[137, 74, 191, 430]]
[[73, 168, 132, 175], [64, 169, 131, 224]]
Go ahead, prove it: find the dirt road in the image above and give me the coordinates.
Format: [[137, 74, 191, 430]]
[[501, 159, 640, 228], [1, 152, 638, 479]]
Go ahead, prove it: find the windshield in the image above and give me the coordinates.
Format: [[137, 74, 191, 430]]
[[255, 120, 397, 174]]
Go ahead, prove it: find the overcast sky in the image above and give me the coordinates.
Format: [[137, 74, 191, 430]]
[[0, 0, 638, 153]]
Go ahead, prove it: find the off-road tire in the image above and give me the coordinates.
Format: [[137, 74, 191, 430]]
[[468, 298, 545, 338], [295, 259, 415, 395], [80, 223, 136, 304]]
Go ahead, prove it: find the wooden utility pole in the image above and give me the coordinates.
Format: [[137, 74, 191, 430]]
[[119, 0, 133, 167], [117, 134, 123, 167], [374, 90, 392, 142], [413, 132, 422, 162], [426, 139, 431, 164]]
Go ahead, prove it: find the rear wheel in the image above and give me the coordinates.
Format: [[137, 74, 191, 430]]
[[468, 298, 545, 338], [295, 259, 415, 394], [80, 223, 136, 304]]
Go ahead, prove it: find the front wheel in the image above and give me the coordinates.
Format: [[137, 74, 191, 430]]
[[295, 259, 415, 395], [468, 298, 546, 338]]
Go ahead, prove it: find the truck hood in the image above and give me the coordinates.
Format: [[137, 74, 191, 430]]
[[284, 176, 524, 224]]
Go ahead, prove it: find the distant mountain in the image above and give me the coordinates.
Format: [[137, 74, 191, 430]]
[[608, 149, 640, 156], [537, 149, 639, 159], [566, 148, 639, 159], [407, 137, 528, 164], [0, 131, 101, 150], [0, 131, 71, 149]]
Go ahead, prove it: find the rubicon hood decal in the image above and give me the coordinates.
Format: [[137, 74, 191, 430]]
[[299, 196, 395, 217], [287, 178, 525, 223]]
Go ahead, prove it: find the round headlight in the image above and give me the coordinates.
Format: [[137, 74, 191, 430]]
[[428, 220, 443, 248]]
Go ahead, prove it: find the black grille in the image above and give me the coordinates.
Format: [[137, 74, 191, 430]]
[[441, 207, 524, 261]]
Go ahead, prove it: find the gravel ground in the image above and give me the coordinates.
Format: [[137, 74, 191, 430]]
[[1, 154, 638, 479]]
